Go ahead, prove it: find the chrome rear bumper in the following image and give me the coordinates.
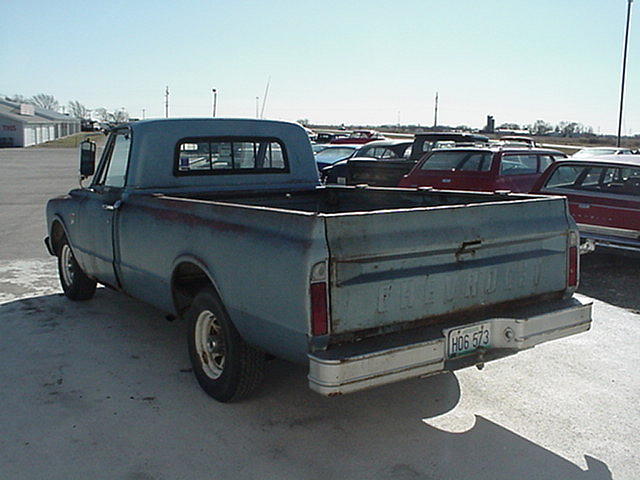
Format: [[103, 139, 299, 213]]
[[308, 297, 592, 396]]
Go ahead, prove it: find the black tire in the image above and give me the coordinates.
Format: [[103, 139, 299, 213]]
[[187, 287, 265, 402], [57, 237, 97, 301]]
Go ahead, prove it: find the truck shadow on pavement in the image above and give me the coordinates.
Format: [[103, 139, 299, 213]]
[[578, 251, 640, 312], [0, 288, 612, 480]]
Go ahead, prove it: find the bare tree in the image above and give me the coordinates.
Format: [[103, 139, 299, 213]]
[[530, 120, 553, 136], [68, 100, 90, 119], [30, 93, 59, 112], [109, 108, 129, 124], [5, 94, 32, 104], [94, 108, 109, 122], [94, 107, 128, 124], [498, 122, 521, 131], [558, 121, 582, 137]]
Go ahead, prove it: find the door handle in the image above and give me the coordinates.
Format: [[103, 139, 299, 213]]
[[102, 200, 122, 211]]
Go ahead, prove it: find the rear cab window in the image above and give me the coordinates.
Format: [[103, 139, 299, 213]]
[[176, 137, 288, 175]]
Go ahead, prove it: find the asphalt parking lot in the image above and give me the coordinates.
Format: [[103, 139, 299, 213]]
[[1, 147, 639, 480]]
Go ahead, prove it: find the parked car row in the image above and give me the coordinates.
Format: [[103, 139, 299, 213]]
[[312, 131, 639, 256]]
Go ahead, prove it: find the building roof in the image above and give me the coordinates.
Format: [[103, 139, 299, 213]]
[[0, 99, 80, 124], [0, 102, 55, 125]]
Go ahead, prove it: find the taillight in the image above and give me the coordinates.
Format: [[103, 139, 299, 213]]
[[310, 262, 329, 336], [567, 231, 579, 287]]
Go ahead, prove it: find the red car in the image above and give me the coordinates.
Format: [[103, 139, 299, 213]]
[[532, 156, 640, 253], [398, 146, 566, 193], [330, 130, 385, 145]]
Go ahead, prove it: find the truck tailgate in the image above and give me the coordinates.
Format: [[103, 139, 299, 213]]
[[324, 196, 571, 335]]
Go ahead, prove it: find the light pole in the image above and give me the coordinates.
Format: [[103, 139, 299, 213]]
[[256, 96, 259, 118], [617, 0, 633, 147], [433, 92, 438, 128], [212, 89, 217, 117], [142, 108, 146, 120]]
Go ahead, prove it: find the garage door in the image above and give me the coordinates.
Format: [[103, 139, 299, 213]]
[[24, 127, 35, 147]]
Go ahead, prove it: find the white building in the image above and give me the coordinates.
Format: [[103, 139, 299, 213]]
[[0, 99, 80, 147]]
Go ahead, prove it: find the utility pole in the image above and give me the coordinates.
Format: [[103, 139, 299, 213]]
[[256, 96, 260, 118], [617, 0, 633, 147], [212, 88, 217, 117], [165, 86, 169, 118], [433, 92, 439, 128], [142, 108, 146, 120], [260, 76, 271, 119]]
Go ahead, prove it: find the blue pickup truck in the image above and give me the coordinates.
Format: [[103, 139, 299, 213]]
[[45, 119, 592, 402]]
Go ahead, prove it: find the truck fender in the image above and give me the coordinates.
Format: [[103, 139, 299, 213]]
[[48, 214, 73, 255], [170, 254, 225, 317]]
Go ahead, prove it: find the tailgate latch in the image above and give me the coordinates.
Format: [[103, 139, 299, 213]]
[[456, 239, 482, 261]]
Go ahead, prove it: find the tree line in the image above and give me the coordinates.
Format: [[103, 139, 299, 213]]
[[2, 93, 129, 124], [498, 120, 594, 137]]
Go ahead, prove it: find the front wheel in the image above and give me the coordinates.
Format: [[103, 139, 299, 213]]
[[57, 238, 97, 301], [187, 287, 265, 402]]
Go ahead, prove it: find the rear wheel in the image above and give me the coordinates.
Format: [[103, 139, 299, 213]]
[[187, 287, 265, 402], [57, 238, 97, 300]]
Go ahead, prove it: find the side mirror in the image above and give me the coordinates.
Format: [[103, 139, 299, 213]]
[[79, 139, 96, 178]]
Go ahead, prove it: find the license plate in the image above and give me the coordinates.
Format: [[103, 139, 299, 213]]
[[447, 323, 491, 358]]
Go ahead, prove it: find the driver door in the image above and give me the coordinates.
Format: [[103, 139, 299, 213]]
[[77, 129, 131, 287]]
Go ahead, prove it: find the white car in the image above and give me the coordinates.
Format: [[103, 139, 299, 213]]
[[572, 147, 633, 158]]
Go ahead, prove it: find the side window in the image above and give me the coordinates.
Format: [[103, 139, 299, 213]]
[[380, 148, 398, 159], [403, 145, 412, 158], [539, 155, 554, 173], [94, 132, 131, 188], [545, 165, 586, 188], [580, 168, 604, 187], [357, 146, 372, 157], [458, 153, 492, 172], [500, 154, 538, 176], [366, 147, 383, 158], [544, 165, 640, 196]]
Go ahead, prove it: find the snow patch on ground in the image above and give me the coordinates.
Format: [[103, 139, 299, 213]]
[[0, 259, 60, 304]]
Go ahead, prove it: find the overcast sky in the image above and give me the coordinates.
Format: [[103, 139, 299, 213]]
[[1, 0, 637, 133]]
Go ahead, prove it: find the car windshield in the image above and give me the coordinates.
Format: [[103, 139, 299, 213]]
[[315, 147, 355, 162], [545, 164, 640, 196], [420, 151, 493, 172]]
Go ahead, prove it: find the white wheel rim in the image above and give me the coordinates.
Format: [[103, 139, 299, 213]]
[[195, 310, 225, 379], [61, 244, 75, 287]]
